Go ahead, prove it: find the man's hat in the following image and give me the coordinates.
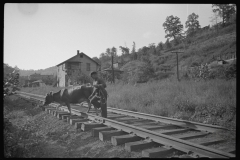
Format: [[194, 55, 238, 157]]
[[90, 71, 97, 77]]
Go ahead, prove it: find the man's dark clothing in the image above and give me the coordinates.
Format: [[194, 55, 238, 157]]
[[90, 77, 107, 118]]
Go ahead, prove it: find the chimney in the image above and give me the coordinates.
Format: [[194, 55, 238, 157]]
[[77, 50, 80, 55]]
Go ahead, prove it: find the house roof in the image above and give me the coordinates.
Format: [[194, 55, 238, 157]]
[[56, 52, 100, 66]]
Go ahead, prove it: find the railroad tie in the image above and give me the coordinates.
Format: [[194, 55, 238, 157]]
[[54, 111, 69, 117], [71, 119, 89, 127], [57, 112, 71, 120], [81, 122, 105, 131], [99, 130, 127, 141], [107, 115, 127, 119], [158, 128, 192, 135], [66, 115, 84, 123], [91, 127, 115, 137], [44, 107, 55, 112], [142, 147, 175, 158], [115, 118, 140, 122], [111, 134, 143, 146], [174, 131, 209, 140], [197, 138, 226, 146], [142, 125, 173, 130], [217, 146, 235, 154], [132, 122, 160, 126], [125, 140, 161, 152]]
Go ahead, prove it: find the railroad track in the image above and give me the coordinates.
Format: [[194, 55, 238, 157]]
[[15, 91, 235, 158]]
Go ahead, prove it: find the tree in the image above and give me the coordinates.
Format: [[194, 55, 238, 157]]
[[92, 57, 101, 65], [119, 46, 130, 55], [212, 4, 236, 26], [185, 13, 201, 36], [210, 12, 221, 27], [174, 38, 180, 46], [111, 46, 117, 57], [157, 42, 164, 51], [4, 63, 20, 97], [165, 39, 172, 49], [163, 15, 184, 41], [106, 48, 111, 57], [148, 43, 157, 55]]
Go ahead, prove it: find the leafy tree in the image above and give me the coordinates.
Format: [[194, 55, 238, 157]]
[[92, 57, 101, 65], [210, 12, 221, 27], [148, 43, 157, 55], [106, 48, 111, 57], [163, 15, 184, 41], [165, 38, 172, 49], [174, 38, 180, 46], [111, 47, 117, 57], [4, 63, 20, 97], [119, 46, 130, 55], [212, 4, 236, 26], [157, 42, 164, 50], [185, 13, 201, 36]]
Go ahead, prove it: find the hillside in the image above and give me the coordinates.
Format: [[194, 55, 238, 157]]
[[113, 23, 236, 83], [19, 66, 57, 76], [163, 24, 236, 71]]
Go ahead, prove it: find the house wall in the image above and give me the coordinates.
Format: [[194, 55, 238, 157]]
[[57, 63, 66, 87]]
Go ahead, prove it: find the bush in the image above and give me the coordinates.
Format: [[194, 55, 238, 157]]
[[208, 63, 236, 80], [120, 60, 155, 83]]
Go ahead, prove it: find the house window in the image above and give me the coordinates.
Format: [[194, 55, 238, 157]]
[[86, 63, 90, 71]]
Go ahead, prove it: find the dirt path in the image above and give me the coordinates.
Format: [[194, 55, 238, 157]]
[[4, 95, 141, 158]]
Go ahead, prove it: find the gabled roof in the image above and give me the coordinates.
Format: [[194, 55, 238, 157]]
[[56, 52, 100, 66]]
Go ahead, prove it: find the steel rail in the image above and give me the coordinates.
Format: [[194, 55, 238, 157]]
[[16, 91, 235, 158], [16, 91, 228, 132]]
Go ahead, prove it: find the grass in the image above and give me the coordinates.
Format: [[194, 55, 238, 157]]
[[19, 78, 236, 130], [106, 78, 236, 129]]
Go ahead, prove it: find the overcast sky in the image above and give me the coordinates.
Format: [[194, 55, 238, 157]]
[[4, 3, 213, 70]]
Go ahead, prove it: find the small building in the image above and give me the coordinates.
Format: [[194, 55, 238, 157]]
[[30, 80, 46, 87], [56, 50, 100, 87]]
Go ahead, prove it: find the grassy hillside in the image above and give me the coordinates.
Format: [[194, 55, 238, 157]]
[[115, 23, 236, 82], [156, 24, 236, 75]]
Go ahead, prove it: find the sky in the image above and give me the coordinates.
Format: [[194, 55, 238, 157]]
[[4, 3, 214, 70]]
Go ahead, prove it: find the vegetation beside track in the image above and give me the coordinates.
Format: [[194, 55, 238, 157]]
[[4, 95, 140, 158], [20, 78, 236, 132]]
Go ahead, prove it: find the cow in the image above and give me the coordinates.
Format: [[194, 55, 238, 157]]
[[42, 85, 103, 116]]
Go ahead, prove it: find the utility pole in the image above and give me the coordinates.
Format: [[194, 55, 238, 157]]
[[171, 50, 184, 81], [111, 53, 115, 84]]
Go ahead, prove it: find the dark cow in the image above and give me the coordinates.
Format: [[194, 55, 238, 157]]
[[42, 85, 103, 116]]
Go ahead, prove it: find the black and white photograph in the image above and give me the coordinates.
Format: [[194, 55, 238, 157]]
[[4, 3, 236, 158]]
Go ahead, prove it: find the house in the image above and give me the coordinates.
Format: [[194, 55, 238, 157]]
[[56, 50, 100, 87]]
